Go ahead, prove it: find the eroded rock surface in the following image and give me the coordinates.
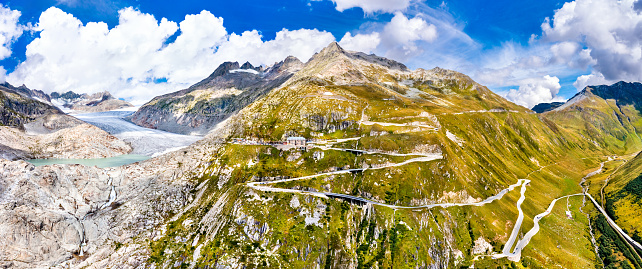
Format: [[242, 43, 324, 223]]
[[0, 139, 220, 268]]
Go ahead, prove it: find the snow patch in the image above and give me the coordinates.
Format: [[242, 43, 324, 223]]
[[229, 69, 259, 75]]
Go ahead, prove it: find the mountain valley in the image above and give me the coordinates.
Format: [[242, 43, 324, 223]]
[[0, 42, 641, 269]]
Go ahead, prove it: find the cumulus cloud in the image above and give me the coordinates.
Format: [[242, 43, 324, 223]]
[[0, 4, 23, 60], [7, 7, 334, 104], [7, 6, 448, 104], [470, 0, 642, 102], [473, 42, 564, 88], [380, 12, 437, 58], [218, 28, 335, 65], [383, 12, 437, 43], [338, 12, 439, 62], [542, 0, 642, 82], [548, 41, 595, 69], [573, 72, 613, 91], [505, 75, 565, 109], [0, 66, 6, 83], [330, 0, 410, 13], [338, 32, 380, 53]]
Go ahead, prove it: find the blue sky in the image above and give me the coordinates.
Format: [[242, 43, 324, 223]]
[[0, 0, 640, 107]]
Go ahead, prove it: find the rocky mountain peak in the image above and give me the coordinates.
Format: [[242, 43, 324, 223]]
[[571, 81, 642, 102], [553, 81, 642, 112], [210, 61, 241, 78], [90, 91, 114, 101], [267, 56, 303, 75], [1, 82, 52, 102], [310, 41, 348, 63], [240, 61, 255, 70], [304, 41, 408, 77], [321, 41, 345, 55], [283, 55, 302, 65]]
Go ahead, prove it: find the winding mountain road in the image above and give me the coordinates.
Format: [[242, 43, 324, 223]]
[[501, 179, 530, 256], [246, 129, 641, 262]]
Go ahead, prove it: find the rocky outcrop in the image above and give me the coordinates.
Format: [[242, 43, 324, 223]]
[[0, 123, 132, 160], [0, 84, 63, 128], [130, 57, 303, 135], [51, 91, 134, 113], [0, 139, 219, 268]]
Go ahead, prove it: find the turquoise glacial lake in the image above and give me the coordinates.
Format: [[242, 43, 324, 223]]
[[27, 154, 150, 168]]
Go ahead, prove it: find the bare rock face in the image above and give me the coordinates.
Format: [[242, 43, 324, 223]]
[[0, 140, 220, 268], [0, 84, 63, 128], [130, 57, 303, 135], [0, 122, 132, 160]]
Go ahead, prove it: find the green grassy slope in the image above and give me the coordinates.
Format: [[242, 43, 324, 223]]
[[129, 45, 642, 268]]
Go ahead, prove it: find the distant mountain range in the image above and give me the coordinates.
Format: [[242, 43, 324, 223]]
[[50, 90, 133, 112], [0, 83, 131, 160], [531, 101, 564, 113]]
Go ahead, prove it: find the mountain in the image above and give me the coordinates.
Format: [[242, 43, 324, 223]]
[[531, 101, 564, 113], [542, 81, 642, 155], [1, 82, 52, 103], [0, 83, 63, 128], [221, 42, 528, 140], [0, 83, 132, 160], [541, 81, 642, 268], [149, 42, 610, 268], [129, 56, 303, 135], [50, 90, 134, 112], [3, 42, 642, 269]]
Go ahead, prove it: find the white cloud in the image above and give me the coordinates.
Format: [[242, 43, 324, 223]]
[[383, 12, 437, 44], [505, 75, 565, 109], [549, 42, 594, 69], [0, 66, 6, 83], [338, 32, 380, 53], [573, 72, 612, 91], [542, 0, 642, 82], [7, 7, 334, 104], [339, 12, 439, 61], [0, 4, 23, 60], [472, 42, 566, 88], [380, 12, 437, 58], [331, 0, 410, 13], [469, 0, 642, 99]]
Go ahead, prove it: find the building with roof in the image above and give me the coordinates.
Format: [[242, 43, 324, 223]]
[[287, 137, 306, 146]]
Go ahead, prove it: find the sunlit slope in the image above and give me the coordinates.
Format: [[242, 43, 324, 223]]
[[543, 83, 642, 155], [603, 151, 642, 246], [146, 111, 609, 268], [225, 42, 529, 141], [131, 43, 636, 268]]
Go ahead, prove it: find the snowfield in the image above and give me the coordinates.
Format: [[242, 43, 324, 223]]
[[75, 109, 202, 157]]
